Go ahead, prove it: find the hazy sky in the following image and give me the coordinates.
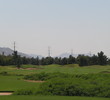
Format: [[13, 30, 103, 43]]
[[0, 0, 110, 57]]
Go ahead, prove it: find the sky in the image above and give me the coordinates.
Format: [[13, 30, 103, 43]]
[[0, 0, 110, 57]]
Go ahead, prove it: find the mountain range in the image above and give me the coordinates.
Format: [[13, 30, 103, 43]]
[[0, 47, 92, 58]]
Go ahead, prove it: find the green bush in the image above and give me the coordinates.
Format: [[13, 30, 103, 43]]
[[24, 72, 71, 81], [37, 73, 110, 97], [14, 88, 36, 95]]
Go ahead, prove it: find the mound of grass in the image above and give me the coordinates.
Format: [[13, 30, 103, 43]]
[[63, 64, 79, 67]]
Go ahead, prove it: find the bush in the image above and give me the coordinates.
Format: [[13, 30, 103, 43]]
[[24, 72, 71, 81], [19, 73, 110, 98], [14, 89, 33, 95], [0, 71, 8, 76], [37, 73, 110, 97], [14, 88, 37, 95]]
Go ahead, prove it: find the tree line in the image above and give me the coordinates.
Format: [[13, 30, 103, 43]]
[[0, 51, 110, 67]]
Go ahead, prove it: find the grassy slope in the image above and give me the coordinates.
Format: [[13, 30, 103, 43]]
[[0, 64, 110, 75], [0, 64, 110, 91], [0, 96, 110, 100]]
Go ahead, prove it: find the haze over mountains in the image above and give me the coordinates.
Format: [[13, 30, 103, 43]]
[[0, 47, 92, 58]]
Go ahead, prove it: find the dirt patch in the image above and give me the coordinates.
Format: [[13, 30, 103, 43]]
[[25, 68, 43, 70], [24, 80, 45, 83], [20, 68, 43, 70], [0, 92, 13, 95]]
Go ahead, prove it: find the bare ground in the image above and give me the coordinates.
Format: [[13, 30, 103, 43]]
[[24, 80, 45, 83], [19, 68, 43, 70], [0, 92, 13, 95]]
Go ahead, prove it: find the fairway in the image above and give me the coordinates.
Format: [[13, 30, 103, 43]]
[[0, 75, 41, 91], [0, 96, 110, 100]]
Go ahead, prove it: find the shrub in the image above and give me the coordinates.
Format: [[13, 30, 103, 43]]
[[0, 71, 8, 76], [14, 88, 36, 95], [37, 73, 110, 97], [24, 72, 71, 81]]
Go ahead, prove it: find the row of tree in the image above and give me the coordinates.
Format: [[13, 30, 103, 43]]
[[0, 51, 110, 67]]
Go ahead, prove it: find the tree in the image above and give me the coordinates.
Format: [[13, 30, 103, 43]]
[[36, 56, 40, 65], [61, 57, 68, 65], [44, 57, 54, 65], [77, 55, 89, 66], [90, 55, 98, 65], [12, 51, 22, 69], [97, 51, 108, 65], [68, 55, 76, 64], [54, 57, 61, 64]]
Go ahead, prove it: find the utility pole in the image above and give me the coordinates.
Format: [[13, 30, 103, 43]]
[[48, 46, 51, 57], [2, 52, 4, 56], [14, 41, 16, 52], [71, 49, 73, 56], [89, 51, 92, 57]]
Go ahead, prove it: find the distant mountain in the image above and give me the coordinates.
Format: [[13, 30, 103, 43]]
[[0, 47, 30, 57], [57, 53, 92, 58], [57, 53, 78, 58], [0, 47, 43, 58], [0, 47, 13, 56], [28, 54, 43, 59]]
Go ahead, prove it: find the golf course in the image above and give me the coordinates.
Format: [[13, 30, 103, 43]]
[[0, 64, 110, 100]]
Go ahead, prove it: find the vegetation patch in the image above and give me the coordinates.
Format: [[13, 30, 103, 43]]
[[18, 73, 110, 98], [24, 72, 71, 81], [37, 73, 110, 97]]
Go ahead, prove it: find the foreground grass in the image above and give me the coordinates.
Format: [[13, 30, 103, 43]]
[[0, 96, 110, 100]]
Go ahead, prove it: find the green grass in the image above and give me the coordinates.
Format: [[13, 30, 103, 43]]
[[0, 96, 110, 100], [0, 64, 110, 99], [0, 75, 41, 91], [0, 64, 110, 75]]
